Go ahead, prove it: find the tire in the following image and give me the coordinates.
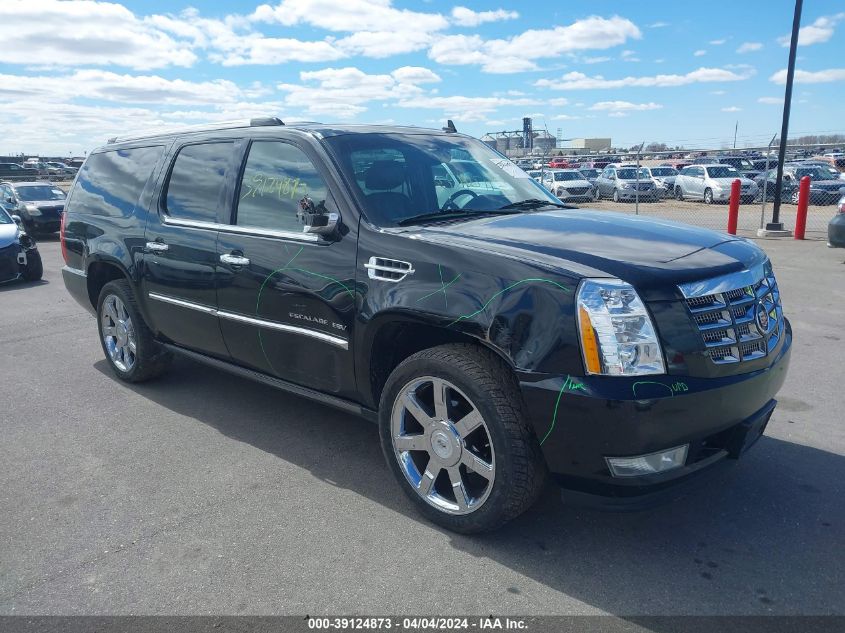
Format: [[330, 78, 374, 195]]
[[791, 190, 800, 205], [97, 279, 171, 383], [379, 344, 546, 534], [612, 189, 620, 203], [593, 187, 601, 202], [704, 188, 713, 205], [21, 249, 43, 281], [675, 186, 684, 201]]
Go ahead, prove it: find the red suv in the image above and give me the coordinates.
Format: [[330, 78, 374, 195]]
[[548, 157, 571, 169]]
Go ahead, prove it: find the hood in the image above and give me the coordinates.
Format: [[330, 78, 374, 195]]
[[554, 179, 591, 187], [0, 223, 19, 248], [411, 209, 766, 291], [709, 177, 756, 186], [809, 179, 845, 189]]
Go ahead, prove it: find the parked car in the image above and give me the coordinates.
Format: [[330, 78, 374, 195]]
[[542, 169, 594, 202], [644, 166, 678, 198], [44, 161, 78, 176], [0, 181, 67, 233], [817, 153, 845, 172], [578, 168, 600, 185], [674, 165, 758, 204], [750, 158, 778, 172], [766, 164, 845, 205], [548, 157, 573, 169], [526, 169, 543, 184], [60, 118, 791, 533], [0, 205, 42, 284], [752, 170, 796, 202], [829, 196, 845, 248], [795, 160, 843, 181], [692, 155, 761, 179], [593, 166, 658, 202]]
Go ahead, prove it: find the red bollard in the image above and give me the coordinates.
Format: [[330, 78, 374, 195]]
[[794, 175, 810, 240], [727, 179, 741, 235]]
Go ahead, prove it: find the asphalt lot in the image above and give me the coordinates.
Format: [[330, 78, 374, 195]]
[[1, 233, 843, 616]]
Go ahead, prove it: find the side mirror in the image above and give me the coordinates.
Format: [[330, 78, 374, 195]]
[[11, 214, 22, 226], [5, 195, 14, 204], [297, 196, 339, 237]]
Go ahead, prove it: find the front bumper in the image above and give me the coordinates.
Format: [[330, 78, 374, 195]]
[[617, 189, 658, 200], [518, 318, 791, 506], [0, 243, 25, 284]]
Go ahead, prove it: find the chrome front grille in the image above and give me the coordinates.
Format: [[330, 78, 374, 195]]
[[679, 261, 784, 365]]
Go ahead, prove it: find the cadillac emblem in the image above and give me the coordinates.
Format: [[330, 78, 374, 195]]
[[755, 301, 770, 333]]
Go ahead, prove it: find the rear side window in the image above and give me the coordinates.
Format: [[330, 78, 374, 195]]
[[68, 146, 163, 217], [236, 141, 328, 233], [165, 142, 232, 222]]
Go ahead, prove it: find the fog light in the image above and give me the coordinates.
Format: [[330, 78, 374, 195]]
[[606, 445, 688, 478]]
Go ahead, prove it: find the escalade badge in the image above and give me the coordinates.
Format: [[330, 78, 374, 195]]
[[755, 301, 770, 333]]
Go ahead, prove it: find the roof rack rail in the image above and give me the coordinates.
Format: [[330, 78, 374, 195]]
[[107, 116, 286, 144]]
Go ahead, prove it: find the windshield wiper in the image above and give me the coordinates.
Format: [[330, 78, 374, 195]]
[[497, 198, 570, 210], [396, 209, 520, 227]]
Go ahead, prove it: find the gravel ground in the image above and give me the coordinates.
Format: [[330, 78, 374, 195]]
[[0, 234, 843, 616]]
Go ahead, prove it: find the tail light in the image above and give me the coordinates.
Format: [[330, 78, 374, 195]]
[[839, 200, 845, 214], [60, 210, 68, 264]]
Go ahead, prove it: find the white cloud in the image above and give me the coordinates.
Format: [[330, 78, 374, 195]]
[[608, 112, 629, 118], [394, 94, 569, 122], [583, 56, 611, 64], [429, 15, 641, 74], [770, 68, 845, 84], [590, 101, 662, 111], [535, 67, 753, 90], [251, 0, 448, 33], [778, 13, 845, 47], [621, 50, 640, 62], [721, 106, 742, 112], [0, 0, 197, 69], [451, 6, 518, 27], [758, 96, 783, 104], [693, 49, 707, 57], [552, 114, 580, 120], [276, 65, 441, 118], [709, 39, 727, 45], [737, 42, 763, 53], [710, 90, 726, 95], [649, 21, 668, 28]]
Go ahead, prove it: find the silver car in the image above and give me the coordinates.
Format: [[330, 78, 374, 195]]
[[644, 166, 678, 198], [674, 165, 759, 204], [542, 169, 594, 202], [593, 166, 658, 202]]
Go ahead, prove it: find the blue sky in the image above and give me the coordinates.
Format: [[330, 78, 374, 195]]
[[1, 0, 843, 155]]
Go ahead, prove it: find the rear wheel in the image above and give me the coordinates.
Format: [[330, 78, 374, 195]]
[[791, 190, 800, 204], [612, 189, 620, 203], [21, 249, 42, 281], [97, 280, 171, 383], [593, 187, 601, 202], [675, 186, 685, 201], [379, 344, 546, 533]]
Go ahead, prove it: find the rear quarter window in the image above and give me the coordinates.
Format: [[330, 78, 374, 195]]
[[66, 146, 164, 217], [164, 142, 233, 223]]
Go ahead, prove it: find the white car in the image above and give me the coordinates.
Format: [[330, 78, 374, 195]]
[[643, 166, 678, 198], [542, 169, 594, 202], [674, 164, 759, 204]]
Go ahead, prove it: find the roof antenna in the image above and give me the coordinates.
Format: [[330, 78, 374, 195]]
[[442, 119, 457, 133]]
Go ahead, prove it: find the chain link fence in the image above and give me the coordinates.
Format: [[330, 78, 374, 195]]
[[524, 145, 845, 239]]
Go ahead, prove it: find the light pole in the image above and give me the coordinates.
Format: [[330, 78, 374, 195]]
[[765, 0, 802, 234]]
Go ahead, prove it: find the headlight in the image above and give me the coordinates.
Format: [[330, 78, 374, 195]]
[[576, 278, 666, 376], [24, 203, 41, 216]]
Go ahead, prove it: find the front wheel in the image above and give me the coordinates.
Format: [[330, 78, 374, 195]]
[[612, 189, 620, 203], [379, 344, 546, 533], [97, 279, 171, 383], [704, 188, 714, 204], [675, 186, 684, 201], [593, 187, 601, 202]]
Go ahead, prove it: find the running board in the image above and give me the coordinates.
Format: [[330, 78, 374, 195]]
[[162, 343, 378, 423]]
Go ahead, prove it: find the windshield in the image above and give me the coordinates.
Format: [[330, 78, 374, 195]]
[[706, 166, 740, 179], [795, 167, 830, 180], [15, 185, 66, 201], [650, 167, 677, 176], [579, 169, 598, 178], [324, 133, 558, 226], [616, 168, 650, 180], [553, 171, 583, 181]]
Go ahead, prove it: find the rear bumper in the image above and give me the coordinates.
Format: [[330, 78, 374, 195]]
[[518, 319, 791, 506], [61, 265, 94, 315]]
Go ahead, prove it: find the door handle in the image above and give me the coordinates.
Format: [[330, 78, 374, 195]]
[[220, 253, 250, 267], [145, 241, 169, 252]]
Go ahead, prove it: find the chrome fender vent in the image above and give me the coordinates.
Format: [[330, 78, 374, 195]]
[[365, 257, 415, 282]]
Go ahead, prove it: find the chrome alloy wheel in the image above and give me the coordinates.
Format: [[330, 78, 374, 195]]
[[101, 294, 137, 372], [391, 376, 495, 515]]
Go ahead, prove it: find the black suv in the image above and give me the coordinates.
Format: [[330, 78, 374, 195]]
[[61, 119, 792, 533]]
